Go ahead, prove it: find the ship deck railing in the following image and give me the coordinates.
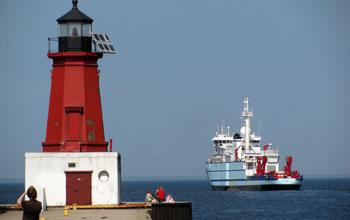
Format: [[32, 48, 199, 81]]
[[262, 150, 279, 155]]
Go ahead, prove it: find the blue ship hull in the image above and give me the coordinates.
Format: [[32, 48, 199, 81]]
[[206, 161, 303, 191]]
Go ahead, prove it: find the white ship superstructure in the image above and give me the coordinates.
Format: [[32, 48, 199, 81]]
[[205, 97, 303, 190]]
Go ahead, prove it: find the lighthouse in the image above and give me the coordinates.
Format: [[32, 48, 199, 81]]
[[25, 0, 121, 207]]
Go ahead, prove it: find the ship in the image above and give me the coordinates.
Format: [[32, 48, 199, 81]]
[[205, 97, 303, 190]]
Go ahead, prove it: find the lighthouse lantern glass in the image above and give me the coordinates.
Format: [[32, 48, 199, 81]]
[[59, 23, 91, 37], [82, 24, 91, 37], [68, 23, 81, 37], [59, 24, 68, 37]]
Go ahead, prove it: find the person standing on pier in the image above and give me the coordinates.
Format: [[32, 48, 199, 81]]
[[155, 187, 160, 201], [17, 186, 42, 220], [157, 187, 165, 203]]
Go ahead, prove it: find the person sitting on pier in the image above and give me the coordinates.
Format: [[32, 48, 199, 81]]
[[166, 195, 175, 202], [145, 191, 156, 203]]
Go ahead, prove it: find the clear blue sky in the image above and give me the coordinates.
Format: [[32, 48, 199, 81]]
[[1, 0, 349, 180]]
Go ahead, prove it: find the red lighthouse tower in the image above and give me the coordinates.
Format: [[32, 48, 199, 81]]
[[42, 0, 109, 152], [26, 1, 121, 207]]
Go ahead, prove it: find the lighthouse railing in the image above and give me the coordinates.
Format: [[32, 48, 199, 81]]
[[48, 37, 59, 53], [48, 37, 99, 53]]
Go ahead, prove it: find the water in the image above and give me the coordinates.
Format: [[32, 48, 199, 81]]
[[1, 178, 350, 219], [122, 178, 350, 219], [0, 182, 24, 205]]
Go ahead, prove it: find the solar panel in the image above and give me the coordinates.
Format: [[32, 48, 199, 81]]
[[92, 32, 116, 54]]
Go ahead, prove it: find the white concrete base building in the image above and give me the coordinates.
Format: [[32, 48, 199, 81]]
[[25, 152, 121, 206]]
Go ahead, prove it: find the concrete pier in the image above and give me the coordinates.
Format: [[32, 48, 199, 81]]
[[0, 208, 151, 220], [0, 203, 151, 220], [0, 202, 192, 220]]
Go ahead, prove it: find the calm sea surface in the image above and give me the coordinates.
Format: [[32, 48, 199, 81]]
[[1, 178, 349, 219]]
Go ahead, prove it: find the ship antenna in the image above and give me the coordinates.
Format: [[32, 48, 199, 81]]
[[223, 118, 225, 134], [220, 118, 224, 134], [259, 118, 261, 137], [242, 97, 253, 151], [217, 117, 219, 133]]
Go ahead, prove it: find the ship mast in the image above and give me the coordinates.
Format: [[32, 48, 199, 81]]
[[242, 97, 253, 152]]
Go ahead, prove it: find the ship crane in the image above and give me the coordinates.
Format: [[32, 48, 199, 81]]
[[256, 156, 267, 176], [283, 156, 300, 178], [283, 156, 293, 176], [263, 144, 270, 151], [235, 145, 241, 161]]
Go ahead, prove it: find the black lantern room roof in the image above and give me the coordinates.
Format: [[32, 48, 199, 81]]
[[57, 0, 93, 23]]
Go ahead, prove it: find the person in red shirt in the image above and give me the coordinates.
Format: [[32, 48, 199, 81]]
[[156, 187, 165, 203]]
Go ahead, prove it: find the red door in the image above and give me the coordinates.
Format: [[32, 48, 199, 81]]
[[65, 107, 82, 151], [65, 171, 92, 205]]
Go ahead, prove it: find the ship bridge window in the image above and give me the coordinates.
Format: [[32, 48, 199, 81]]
[[214, 141, 218, 145], [247, 162, 254, 169], [223, 140, 227, 143]]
